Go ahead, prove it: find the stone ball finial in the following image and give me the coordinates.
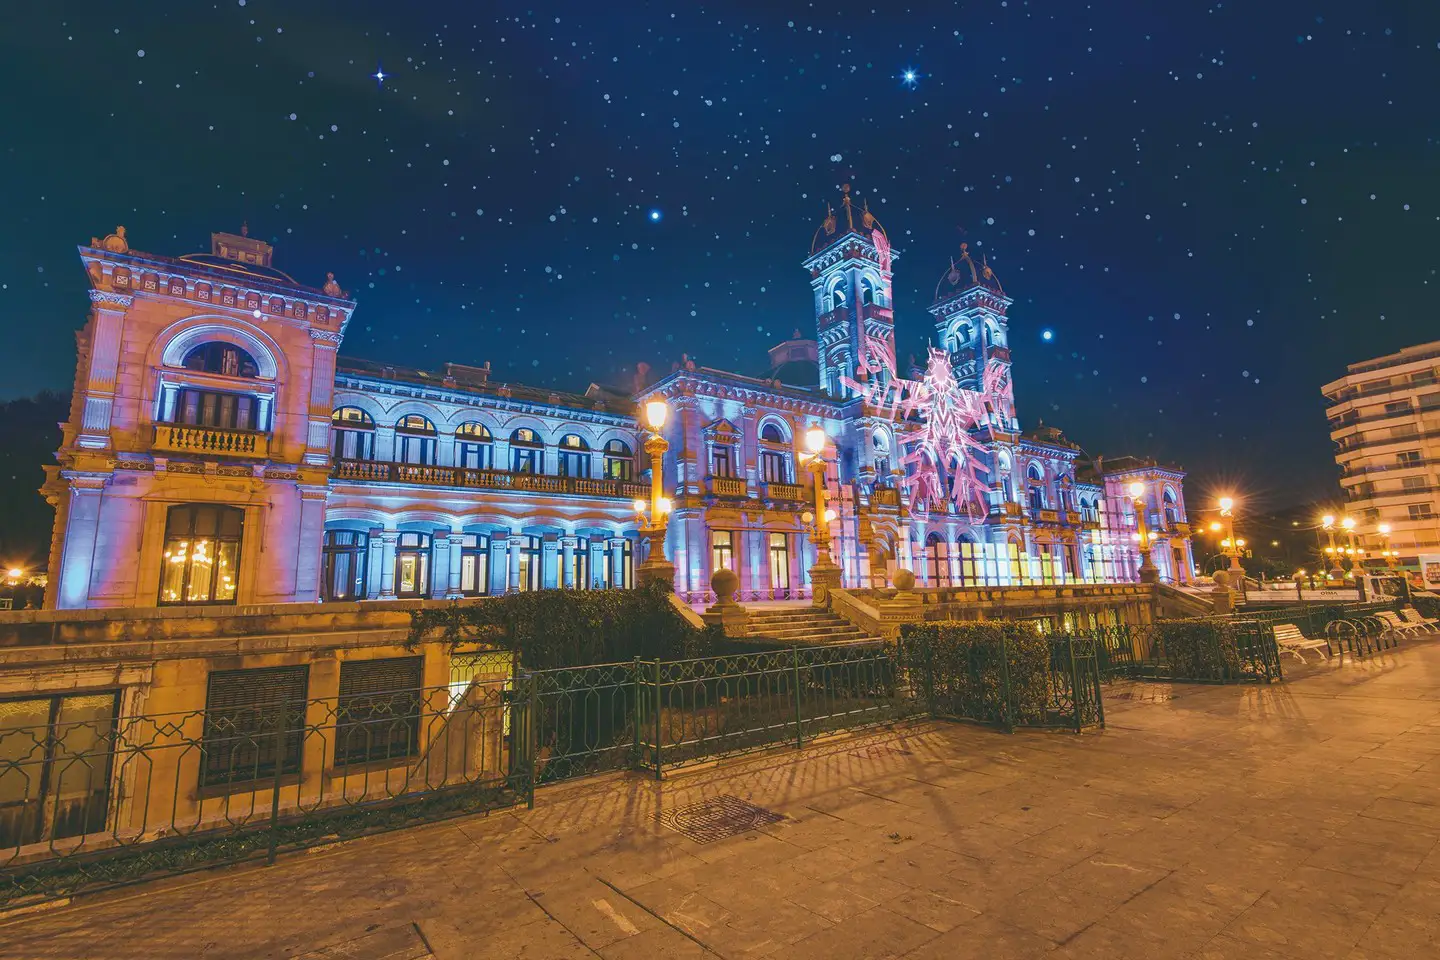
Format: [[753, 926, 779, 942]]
[[893, 568, 916, 592], [1212, 569, 1230, 589], [711, 568, 739, 606]]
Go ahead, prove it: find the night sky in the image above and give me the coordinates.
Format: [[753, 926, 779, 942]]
[[1, 1, 1436, 512]]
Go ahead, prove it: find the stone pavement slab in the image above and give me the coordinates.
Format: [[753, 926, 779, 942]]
[[3, 639, 1440, 959]]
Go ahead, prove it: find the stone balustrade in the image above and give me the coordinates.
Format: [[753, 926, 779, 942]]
[[152, 424, 270, 458], [764, 481, 808, 503], [708, 476, 750, 499], [331, 459, 648, 501]]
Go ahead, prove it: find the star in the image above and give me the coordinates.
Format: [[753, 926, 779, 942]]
[[648, 209, 662, 222], [1042, 329, 1054, 342], [901, 68, 919, 89], [372, 65, 387, 86]]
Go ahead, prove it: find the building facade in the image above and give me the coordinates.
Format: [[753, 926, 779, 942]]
[[44, 200, 1194, 611], [1323, 340, 1440, 575]]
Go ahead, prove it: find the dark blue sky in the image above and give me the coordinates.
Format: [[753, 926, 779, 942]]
[[1, 1, 1436, 510]]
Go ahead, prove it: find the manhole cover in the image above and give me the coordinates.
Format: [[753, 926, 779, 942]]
[[658, 795, 785, 843]]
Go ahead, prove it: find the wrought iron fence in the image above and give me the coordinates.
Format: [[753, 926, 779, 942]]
[[1, 678, 520, 910], [1221, 601, 1396, 636], [1095, 619, 1283, 683], [3, 637, 1105, 910]]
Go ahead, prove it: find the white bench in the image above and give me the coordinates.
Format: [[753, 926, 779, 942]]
[[1374, 610, 1424, 637], [1400, 607, 1439, 631], [1272, 623, 1329, 663]]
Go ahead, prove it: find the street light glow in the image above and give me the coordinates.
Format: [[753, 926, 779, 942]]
[[1128, 481, 1145, 498], [804, 426, 827, 455], [644, 399, 668, 429]]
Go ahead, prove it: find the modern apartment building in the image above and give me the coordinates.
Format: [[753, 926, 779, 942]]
[[1324, 340, 1440, 574]]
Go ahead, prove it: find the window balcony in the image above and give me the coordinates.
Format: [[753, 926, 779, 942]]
[[1035, 508, 1061, 525], [764, 481, 808, 503], [331, 459, 649, 501], [153, 424, 271, 458], [707, 476, 751, 499], [872, 487, 900, 507], [988, 501, 1024, 521]]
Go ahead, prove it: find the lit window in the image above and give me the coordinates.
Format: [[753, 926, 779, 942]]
[[159, 504, 243, 605]]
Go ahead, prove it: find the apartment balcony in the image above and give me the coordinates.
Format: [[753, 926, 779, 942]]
[[331, 459, 649, 501], [1345, 484, 1439, 502], [153, 424, 271, 458], [707, 475, 751, 499], [764, 481, 808, 503]]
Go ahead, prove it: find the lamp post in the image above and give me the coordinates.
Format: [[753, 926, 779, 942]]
[[1129, 481, 1158, 584], [634, 399, 675, 586], [803, 426, 843, 604], [1218, 496, 1245, 584], [1341, 516, 1357, 576], [1320, 514, 1343, 580], [1378, 523, 1398, 570]]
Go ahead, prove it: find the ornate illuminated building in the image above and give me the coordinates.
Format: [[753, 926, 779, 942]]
[[44, 197, 1194, 611]]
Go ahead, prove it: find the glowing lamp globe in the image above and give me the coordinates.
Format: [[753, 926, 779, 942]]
[[804, 427, 826, 455], [658, 497, 673, 515], [1341, 517, 1356, 531], [824, 508, 837, 523], [1218, 496, 1234, 511], [801, 511, 814, 524], [1378, 523, 1392, 535], [632, 499, 646, 514], [1128, 481, 1145, 498], [5, 568, 21, 580], [1322, 514, 1335, 527], [644, 399, 668, 430], [1209, 521, 1222, 532]]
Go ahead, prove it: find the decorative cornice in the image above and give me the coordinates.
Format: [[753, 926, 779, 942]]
[[309, 329, 345, 345], [88, 290, 133, 307]]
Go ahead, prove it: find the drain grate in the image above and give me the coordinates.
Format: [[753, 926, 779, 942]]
[[658, 795, 785, 843]]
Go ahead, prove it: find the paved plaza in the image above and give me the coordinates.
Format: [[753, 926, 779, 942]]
[[4, 642, 1439, 960]]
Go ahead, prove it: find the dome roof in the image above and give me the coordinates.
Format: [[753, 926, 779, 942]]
[[934, 243, 1004, 300], [810, 183, 887, 255]]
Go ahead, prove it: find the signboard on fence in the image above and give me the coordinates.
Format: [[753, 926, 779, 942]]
[[1420, 555, 1440, 590]]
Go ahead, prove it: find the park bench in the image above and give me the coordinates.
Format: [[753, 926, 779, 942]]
[[1272, 623, 1330, 663], [1374, 610, 1424, 638], [1400, 607, 1439, 632]]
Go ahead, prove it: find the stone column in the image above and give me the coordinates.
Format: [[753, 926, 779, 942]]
[[608, 538, 626, 588], [377, 531, 399, 599], [54, 474, 109, 609], [293, 485, 329, 602], [305, 329, 343, 466], [364, 531, 384, 598], [490, 536, 508, 594], [75, 291, 133, 450], [541, 537, 560, 589], [508, 536, 523, 592], [560, 537, 576, 589], [431, 534, 452, 599], [374, 425, 397, 463], [447, 533, 465, 598]]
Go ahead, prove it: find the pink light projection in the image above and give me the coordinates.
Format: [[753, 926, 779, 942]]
[[843, 336, 1014, 516]]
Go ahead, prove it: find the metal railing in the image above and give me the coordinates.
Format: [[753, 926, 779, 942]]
[[4, 638, 1104, 909], [1095, 620, 1283, 683]]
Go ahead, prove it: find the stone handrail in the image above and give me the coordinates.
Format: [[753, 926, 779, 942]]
[[708, 476, 750, 498], [764, 481, 808, 503], [332, 459, 647, 501], [828, 588, 886, 637], [152, 424, 270, 458]]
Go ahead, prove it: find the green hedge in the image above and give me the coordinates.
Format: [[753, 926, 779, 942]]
[[896, 620, 1087, 729], [408, 580, 712, 669], [1412, 594, 1440, 622]]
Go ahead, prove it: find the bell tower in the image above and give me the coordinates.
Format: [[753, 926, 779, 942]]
[[802, 185, 898, 398], [929, 244, 1017, 429]]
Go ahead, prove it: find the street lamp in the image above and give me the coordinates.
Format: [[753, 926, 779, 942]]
[[1217, 495, 1245, 582], [634, 399, 675, 585], [1377, 523, 1398, 570], [803, 426, 842, 602], [1320, 514, 1343, 580], [1341, 516, 1358, 574], [1129, 481, 1158, 584]]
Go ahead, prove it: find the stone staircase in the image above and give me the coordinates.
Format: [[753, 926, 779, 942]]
[[742, 606, 877, 645]]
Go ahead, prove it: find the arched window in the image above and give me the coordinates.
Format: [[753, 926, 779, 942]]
[[321, 529, 368, 601], [159, 504, 243, 605], [873, 431, 891, 479], [758, 421, 790, 484], [603, 439, 633, 480], [182, 341, 260, 378], [455, 422, 493, 470], [395, 532, 431, 598], [331, 407, 375, 460], [859, 277, 876, 306], [1027, 463, 1047, 511], [1162, 487, 1179, 525], [510, 428, 543, 474], [830, 280, 847, 310], [395, 415, 437, 465], [558, 434, 591, 478], [952, 323, 973, 355]]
